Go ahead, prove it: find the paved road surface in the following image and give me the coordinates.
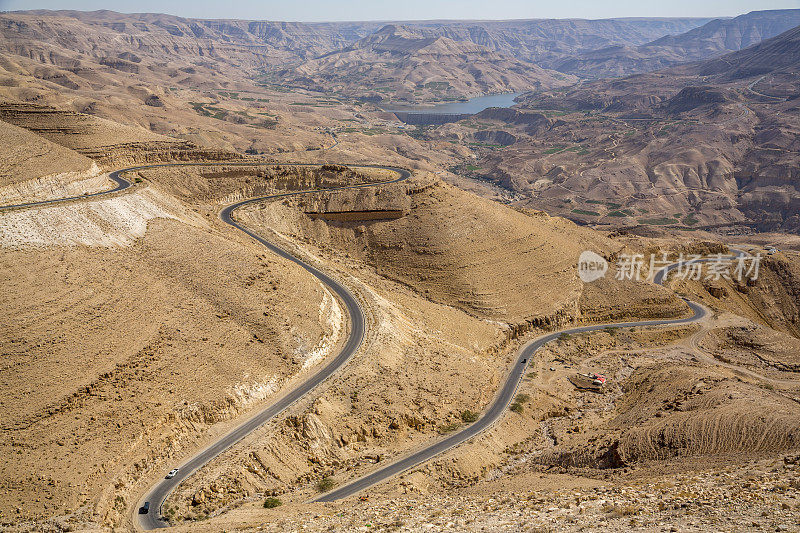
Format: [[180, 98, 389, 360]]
[[0, 170, 130, 211], [313, 298, 706, 502], [2, 168, 743, 522], [0, 161, 409, 529], [136, 164, 409, 529], [314, 251, 751, 503]]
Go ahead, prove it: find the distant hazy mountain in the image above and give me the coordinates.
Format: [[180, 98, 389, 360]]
[[696, 22, 800, 80], [375, 17, 712, 67], [278, 25, 576, 104], [3, 10, 710, 65], [553, 10, 800, 78]]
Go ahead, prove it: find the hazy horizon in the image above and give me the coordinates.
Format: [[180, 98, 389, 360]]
[[1, 0, 798, 23]]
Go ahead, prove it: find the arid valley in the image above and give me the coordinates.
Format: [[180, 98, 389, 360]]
[[0, 3, 799, 532]]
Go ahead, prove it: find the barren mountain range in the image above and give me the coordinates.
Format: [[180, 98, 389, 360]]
[[554, 9, 800, 78], [440, 22, 800, 233], [275, 25, 577, 103], [1, 6, 799, 533]]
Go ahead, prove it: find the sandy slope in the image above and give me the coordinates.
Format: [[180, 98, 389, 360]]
[[0, 179, 342, 526], [0, 118, 96, 187]]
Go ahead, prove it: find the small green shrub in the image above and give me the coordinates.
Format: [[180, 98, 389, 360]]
[[510, 402, 524, 414], [438, 421, 461, 433], [263, 497, 282, 508], [460, 410, 479, 423], [317, 476, 336, 492]]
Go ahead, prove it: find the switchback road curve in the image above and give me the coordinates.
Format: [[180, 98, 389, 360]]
[[0, 161, 410, 529], [0, 167, 737, 524], [313, 258, 725, 502], [139, 163, 410, 529]]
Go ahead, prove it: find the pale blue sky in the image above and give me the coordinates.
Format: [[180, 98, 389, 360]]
[[1, 0, 798, 22]]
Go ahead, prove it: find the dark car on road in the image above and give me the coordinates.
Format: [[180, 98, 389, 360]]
[[139, 502, 150, 514]]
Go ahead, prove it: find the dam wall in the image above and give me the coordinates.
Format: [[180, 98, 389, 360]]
[[392, 112, 472, 125]]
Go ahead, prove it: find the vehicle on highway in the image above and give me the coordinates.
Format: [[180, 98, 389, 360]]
[[166, 468, 179, 479], [139, 502, 150, 514]]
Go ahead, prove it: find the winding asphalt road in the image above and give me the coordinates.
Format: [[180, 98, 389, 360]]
[[0, 161, 409, 529], [2, 167, 742, 524], [0, 169, 131, 211], [313, 303, 706, 502], [313, 255, 735, 503], [140, 164, 411, 529]]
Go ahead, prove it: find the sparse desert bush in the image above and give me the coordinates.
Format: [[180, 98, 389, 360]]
[[263, 497, 282, 508], [602, 503, 641, 516], [510, 402, 524, 414], [460, 410, 479, 423], [438, 421, 462, 433], [317, 476, 336, 492]]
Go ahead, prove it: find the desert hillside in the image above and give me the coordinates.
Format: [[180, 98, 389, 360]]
[[242, 175, 606, 322], [431, 24, 800, 233], [1, 6, 799, 533], [277, 25, 576, 104], [554, 9, 800, 78], [0, 118, 96, 186]]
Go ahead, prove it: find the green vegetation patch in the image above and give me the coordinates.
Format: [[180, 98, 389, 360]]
[[528, 108, 571, 117], [683, 214, 700, 226], [263, 497, 282, 508], [341, 127, 389, 136], [438, 421, 462, 433], [509, 393, 530, 414], [543, 145, 567, 155], [460, 410, 479, 423], [189, 102, 228, 120], [317, 477, 336, 492], [572, 209, 601, 216], [424, 81, 451, 90]]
